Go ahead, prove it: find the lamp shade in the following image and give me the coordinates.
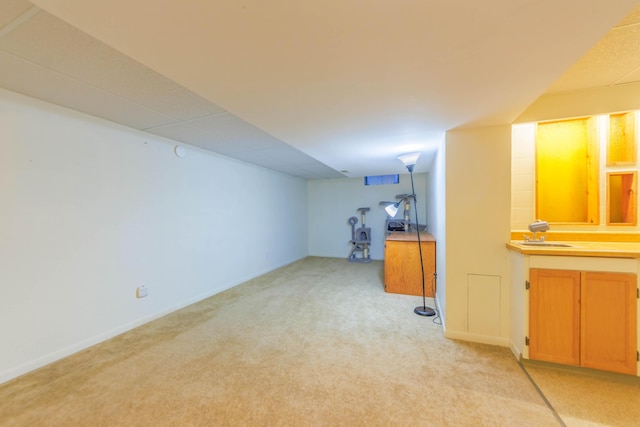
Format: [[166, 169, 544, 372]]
[[397, 152, 421, 167], [385, 204, 399, 217], [379, 201, 400, 217]]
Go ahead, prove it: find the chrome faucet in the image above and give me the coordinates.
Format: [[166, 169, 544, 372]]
[[527, 220, 549, 242]]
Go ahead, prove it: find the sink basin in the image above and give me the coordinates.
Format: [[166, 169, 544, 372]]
[[519, 241, 573, 247]]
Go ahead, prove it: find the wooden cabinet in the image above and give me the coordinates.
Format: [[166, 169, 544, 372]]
[[581, 272, 637, 374], [384, 232, 435, 297], [529, 269, 581, 365], [529, 268, 637, 375]]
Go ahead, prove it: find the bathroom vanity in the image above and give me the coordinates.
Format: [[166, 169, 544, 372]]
[[507, 239, 640, 376]]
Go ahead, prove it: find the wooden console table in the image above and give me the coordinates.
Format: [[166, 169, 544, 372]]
[[384, 232, 436, 297]]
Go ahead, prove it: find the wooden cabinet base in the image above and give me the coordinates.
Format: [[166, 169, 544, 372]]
[[529, 268, 637, 375], [529, 269, 581, 365], [384, 232, 435, 297], [581, 272, 637, 375]]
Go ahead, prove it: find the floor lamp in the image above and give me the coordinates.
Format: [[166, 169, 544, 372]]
[[397, 152, 436, 317]]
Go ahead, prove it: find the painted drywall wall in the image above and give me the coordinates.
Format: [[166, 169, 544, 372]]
[[0, 88, 308, 383], [444, 125, 511, 346], [307, 174, 427, 261], [425, 138, 446, 323]]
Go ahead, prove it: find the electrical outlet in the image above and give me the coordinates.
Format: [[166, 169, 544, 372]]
[[136, 285, 148, 298]]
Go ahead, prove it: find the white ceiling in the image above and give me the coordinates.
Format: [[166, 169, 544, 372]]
[[2, 0, 640, 179]]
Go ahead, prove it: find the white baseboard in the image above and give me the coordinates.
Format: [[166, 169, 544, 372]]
[[443, 329, 510, 347], [509, 341, 523, 361], [434, 294, 445, 329]]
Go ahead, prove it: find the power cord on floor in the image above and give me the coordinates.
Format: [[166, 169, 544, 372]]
[[431, 272, 442, 325]]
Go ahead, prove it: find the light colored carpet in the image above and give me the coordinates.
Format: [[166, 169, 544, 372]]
[[1, 257, 559, 426], [523, 361, 640, 427]]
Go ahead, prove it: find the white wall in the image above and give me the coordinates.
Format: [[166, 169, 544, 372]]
[[308, 174, 427, 260], [0, 88, 308, 383], [444, 125, 512, 346], [425, 138, 446, 323]]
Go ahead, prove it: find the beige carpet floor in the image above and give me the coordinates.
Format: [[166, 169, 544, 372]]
[[1, 257, 561, 426], [523, 361, 640, 427]]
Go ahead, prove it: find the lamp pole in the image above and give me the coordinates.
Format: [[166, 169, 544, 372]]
[[398, 153, 435, 317]]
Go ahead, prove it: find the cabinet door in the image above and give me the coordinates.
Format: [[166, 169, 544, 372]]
[[529, 269, 581, 365], [581, 272, 637, 375], [384, 241, 435, 297]]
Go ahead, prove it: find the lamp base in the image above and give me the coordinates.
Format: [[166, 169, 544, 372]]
[[414, 305, 436, 317]]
